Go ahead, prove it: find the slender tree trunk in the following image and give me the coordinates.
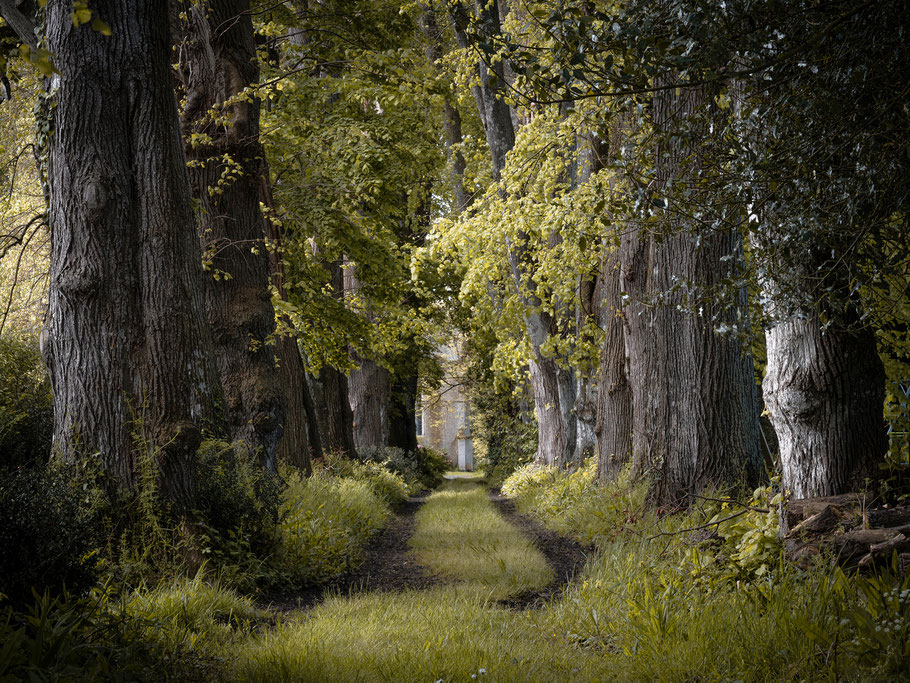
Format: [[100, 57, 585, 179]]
[[420, 6, 472, 213], [176, 0, 284, 469], [43, 0, 223, 513], [314, 258, 357, 456], [623, 82, 762, 506], [260, 160, 319, 473], [450, 0, 576, 467], [596, 248, 633, 482], [388, 369, 419, 453]]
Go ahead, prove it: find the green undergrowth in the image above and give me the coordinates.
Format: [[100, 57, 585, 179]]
[[502, 459, 648, 546], [501, 460, 910, 680], [410, 474, 552, 600], [268, 467, 393, 587]]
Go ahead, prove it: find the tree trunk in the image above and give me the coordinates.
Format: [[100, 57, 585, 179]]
[[596, 248, 633, 482], [313, 258, 357, 457], [349, 350, 390, 450], [260, 162, 320, 473], [623, 82, 762, 506], [388, 368, 419, 453], [177, 0, 284, 469], [763, 316, 886, 497], [450, 0, 576, 467], [43, 0, 223, 513]]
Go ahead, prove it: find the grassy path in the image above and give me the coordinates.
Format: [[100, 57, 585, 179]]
[[233, 475, 610, 681]]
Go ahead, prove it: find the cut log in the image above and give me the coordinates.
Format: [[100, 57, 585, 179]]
[[834, 528, 905, 567], [785, 494, 863, 528], [786, 505, 854, 538]]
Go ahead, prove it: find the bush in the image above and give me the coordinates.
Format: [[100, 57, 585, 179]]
[[502, 459, 647, 546], [0, 464, 98, 606], [348, 461, 409, 507], [269, 469, 390, 586], [357, 445, 447, 492], [193, 440, 282, 586], [0, 336, 52, 470]]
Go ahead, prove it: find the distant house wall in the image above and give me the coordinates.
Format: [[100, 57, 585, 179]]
[[417, 344, 472, 470]]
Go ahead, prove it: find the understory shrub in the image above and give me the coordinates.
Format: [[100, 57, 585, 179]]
[[193, 440, 282, 587], [357, 445, 447, 492], [0, 464, 98, 606], [0, 336, 52, 469], [502, 459, 647, 546], [269, 468, 390, 586]]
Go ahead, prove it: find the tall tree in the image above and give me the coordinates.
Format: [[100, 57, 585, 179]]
[[449, 0, 578, 468], [176, 0, 285, 469], [41, 0, 224, 512]]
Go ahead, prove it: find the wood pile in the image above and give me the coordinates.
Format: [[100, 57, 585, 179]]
[[783, 494, 910, 573]]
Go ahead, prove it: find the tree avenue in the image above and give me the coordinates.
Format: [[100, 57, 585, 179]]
[[0, 0, 907, 592]]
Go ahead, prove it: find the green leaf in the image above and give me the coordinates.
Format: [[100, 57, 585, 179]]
[[91, 17, 112, 36]]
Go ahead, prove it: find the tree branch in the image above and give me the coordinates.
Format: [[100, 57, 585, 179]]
[[646, 509, 749, 541], [0, 0, 39, 52]]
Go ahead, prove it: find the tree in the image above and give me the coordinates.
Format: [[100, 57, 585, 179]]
[[177, 0, 286, 469], [40, 1, 224, 513]]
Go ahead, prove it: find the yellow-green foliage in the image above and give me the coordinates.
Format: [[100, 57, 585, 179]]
[[126, 574, 263, 652], [502, 459, 648, 546], [270, 470, 390, 586], [348, 460, 410, 507], [410, 475, 552, 600]]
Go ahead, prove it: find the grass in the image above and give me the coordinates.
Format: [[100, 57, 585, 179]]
[[233, 588, 611, 682], [410, 475, 552, 600], [229, 473, 607, 681]]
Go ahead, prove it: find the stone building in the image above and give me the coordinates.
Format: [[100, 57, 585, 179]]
[[417, 343, 473, 471]]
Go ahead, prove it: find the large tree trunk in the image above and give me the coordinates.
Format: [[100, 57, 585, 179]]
[[43, 0, 223, 513], [623, 82, 762, 506], [764, 319, 886, 497], [349, 350, 390, 450], [177, 0, 284, 469], [261, 165, 320, 473]]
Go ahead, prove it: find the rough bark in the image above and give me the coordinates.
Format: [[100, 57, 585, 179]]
[[596, 249, 633, 482], [349, 349, 390, 450], [176, 0, 284, 469], [763, 317, 886, 497], [43, 0, 224, 513], [623, 82, 762, 506], [260, 164, 319, 473], [316, 363, 357, 457]]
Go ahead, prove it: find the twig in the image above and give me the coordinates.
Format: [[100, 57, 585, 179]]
[[646, 509, 748, 541], [689, 493, 769, 514]]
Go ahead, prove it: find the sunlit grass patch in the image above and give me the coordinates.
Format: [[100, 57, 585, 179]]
[[410, 478, 552, 599], [232, 587, 608, 681], [126, 573, 264, 653]]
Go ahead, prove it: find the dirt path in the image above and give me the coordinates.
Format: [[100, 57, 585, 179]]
[[259, 485, 591, 613], [489, 491, 592, 609], [258, 495, 442, 613]]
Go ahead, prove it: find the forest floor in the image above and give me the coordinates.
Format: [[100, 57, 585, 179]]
[[259, 475, 590, 614], [235, 474, 610, 680]]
